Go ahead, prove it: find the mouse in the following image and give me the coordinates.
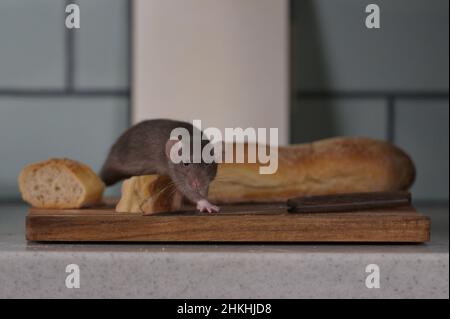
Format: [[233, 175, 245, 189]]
[[100, 119, 220, 213]]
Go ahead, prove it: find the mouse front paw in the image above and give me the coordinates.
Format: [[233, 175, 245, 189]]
[[196, 199, 220, 213]]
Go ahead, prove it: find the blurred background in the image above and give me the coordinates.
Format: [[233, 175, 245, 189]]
[[0, 0, 448, 203]]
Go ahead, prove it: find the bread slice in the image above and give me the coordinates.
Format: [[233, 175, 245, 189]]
[[116, 175, 183, 215], [18, 158, 105, 209]]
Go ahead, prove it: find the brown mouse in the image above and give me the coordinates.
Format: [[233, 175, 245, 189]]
[[100, 119, 220, 213]]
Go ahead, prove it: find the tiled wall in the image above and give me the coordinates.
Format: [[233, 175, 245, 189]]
[[0, 0, 130, 199], [0, 0, 448, 202], [291, 0, 449, 202]]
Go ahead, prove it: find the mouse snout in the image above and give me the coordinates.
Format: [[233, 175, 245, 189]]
[[191, 178, 201, 191]]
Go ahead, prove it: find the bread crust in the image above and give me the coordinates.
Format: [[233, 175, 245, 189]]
[[208, 137, 416, 203], [18, 158, 105, 208], [116, 175, 182, 214]]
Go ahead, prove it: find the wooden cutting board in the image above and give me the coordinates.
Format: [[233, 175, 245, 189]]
[[26, 202, 430, 243]]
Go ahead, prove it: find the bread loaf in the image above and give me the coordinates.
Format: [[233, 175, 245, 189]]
[[116, 175, 183, 214], [208, 137, 415, 203], [18, 158, 105, 209]]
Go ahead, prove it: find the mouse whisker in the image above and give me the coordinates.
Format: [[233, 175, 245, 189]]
[[167, 188, 179, 199], [147, 182, 178, 201], [148, 187, 171, 201]]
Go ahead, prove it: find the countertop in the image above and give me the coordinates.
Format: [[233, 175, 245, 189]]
[[0, 202, 448, 298]]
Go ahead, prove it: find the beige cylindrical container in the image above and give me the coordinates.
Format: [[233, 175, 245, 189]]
[[133, 0, 289, 145]]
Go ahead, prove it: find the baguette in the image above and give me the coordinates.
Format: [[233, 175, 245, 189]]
[[18, 158, 105, 209], [116, 175, 183, 214], [208, 137, 415, 203]]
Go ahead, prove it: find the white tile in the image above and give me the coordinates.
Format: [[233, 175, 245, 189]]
[[74, 0, 130, 90], [291, 98, 388, 143], [0, 0, 65, 89], [395, 99, 449, 201], [292, 0, 449, 91], [0, 97, 129, 199]]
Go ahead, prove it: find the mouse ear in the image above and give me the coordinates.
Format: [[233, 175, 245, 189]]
[[165, 139, 181, 159]]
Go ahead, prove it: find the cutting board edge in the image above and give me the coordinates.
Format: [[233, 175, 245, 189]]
[[25, 208, 431, 243]]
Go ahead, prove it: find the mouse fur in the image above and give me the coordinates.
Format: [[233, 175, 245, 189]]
[[100, 119, 219, 213]]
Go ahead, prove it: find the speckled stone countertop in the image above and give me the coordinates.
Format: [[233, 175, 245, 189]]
[[0, 203, 448, 298]]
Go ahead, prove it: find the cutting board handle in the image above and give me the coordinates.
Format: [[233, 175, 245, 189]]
[[287, 191, 411, 213]]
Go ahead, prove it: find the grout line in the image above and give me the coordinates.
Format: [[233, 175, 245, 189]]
[[296, 91, 449, 99], [2, 89, 445, 99], [0, 89, 130, 97], [387, 96, 396, 143]]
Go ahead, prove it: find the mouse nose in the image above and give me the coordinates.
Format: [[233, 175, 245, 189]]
[[191, 179, 200, 191]]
